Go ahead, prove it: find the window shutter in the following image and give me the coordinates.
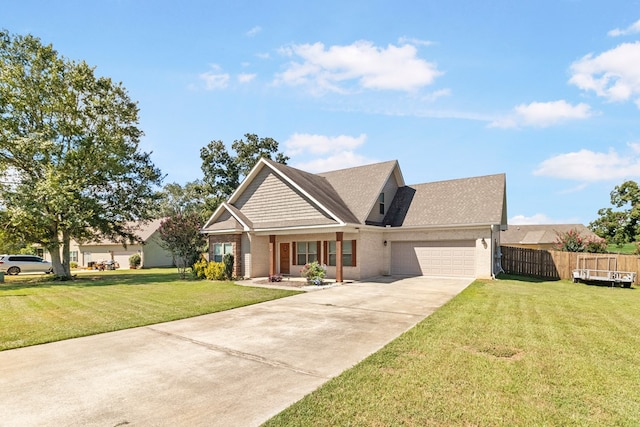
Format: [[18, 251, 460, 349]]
[[351, 240, 357, 266], [316, 241, 321, 262], [323, 241, 328, 265], [292, 242, 297, 265]]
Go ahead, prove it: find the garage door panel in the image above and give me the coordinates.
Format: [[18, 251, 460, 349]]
[[113, 252, 135, 269], [391, 241, 475, 277]]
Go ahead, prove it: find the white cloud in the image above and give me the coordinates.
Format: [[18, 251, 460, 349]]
[[285, 133, 366, 155], [199, 65, 230, 90], [274, 40, 442, 94], [294, 152, 377, 173], [237, 73, 256, 83], [398, 36, 434, 47], [509, 214, 565, 225], [489, 100, 593, 128], [421, 88, 451, 102], [569, 42, 640, 106], [608, 19, 640, 37], [533, 145, 640, 181], [284, 133, 375, 172], [246, 26, 262, 37]]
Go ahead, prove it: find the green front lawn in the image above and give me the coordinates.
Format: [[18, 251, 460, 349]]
[[265, 275, 640, 426], [0, 268, 299, 351]]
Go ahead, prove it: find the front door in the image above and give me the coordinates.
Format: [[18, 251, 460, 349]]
[[279, 243, 290, 275]]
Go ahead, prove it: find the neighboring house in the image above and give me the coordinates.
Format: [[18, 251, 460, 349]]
[[500, 224, 598, 250], [201, 158, 507, 281], [40, 219, 174, 269]]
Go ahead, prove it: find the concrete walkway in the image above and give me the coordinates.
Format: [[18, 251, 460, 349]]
[[0, 276, 472, 427]]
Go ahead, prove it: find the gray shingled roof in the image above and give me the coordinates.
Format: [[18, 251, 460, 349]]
[[318, 160, 399, 223], [205, 158, 506, 231], [397, 174, 507, 226], [501, 224, 596, 245]]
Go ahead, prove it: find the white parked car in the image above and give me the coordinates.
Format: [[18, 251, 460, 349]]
[[0, 254, 53, 275]]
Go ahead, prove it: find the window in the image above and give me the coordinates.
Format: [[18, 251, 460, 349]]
[[213, 243, 233, 262], [378, 192, 385, 215], [70, 251, 78, 263], [328, 240, 354, 267], [296, 241, 318, 265]]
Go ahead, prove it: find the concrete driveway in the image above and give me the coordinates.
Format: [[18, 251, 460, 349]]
[[0, 276, 471, 427]]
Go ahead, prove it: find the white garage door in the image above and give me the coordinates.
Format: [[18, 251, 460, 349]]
[[113, 252, 136, 269], [391, 241, 476, 277]]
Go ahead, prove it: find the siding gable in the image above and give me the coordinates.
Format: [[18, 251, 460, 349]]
[[365, 171, 400, 225], [205, 210, 244, 231], [234, 167, 336, 227]]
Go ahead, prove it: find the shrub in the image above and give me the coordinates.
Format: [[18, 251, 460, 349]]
[[223, 253, 234, 280], [556, 228, 608, 253], [584, 236, 607, 253], [69, 261, 78, 269], [129, 253, 141, 268], [300, 261, 326, 285], [204, 261, 225, 280], [192, 257, 208, 279], [555, 229, 584, 252]]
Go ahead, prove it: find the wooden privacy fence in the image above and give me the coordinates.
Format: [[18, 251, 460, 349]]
[[500, 246, 640, 283]]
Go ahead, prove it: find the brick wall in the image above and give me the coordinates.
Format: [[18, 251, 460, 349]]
[[209, 234, 242, 278]]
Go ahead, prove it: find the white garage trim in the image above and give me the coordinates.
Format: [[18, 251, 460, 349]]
[[390, 240, 476, 277]]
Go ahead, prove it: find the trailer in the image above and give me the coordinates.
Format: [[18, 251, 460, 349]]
[[572, 255, 636, 288]]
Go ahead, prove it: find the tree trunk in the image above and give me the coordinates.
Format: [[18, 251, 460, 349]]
[[48, 232, 72, 279], [48, 242, 65, 277], [61, 232, 72, 277]]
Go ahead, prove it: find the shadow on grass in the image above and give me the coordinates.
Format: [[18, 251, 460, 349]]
[[576, 279, 636, 290], [495, 273, 561, 283], [0, 269, 193, 291]]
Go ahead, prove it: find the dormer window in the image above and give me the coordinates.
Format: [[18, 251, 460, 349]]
[[379, 192, 385, 214]]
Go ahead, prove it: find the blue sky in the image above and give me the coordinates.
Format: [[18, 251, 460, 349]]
[[4, 0, 640, 225]]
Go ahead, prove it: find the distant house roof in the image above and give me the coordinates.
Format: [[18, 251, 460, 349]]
[[501, 224, 597, 246], [80, 218, 164, 246]]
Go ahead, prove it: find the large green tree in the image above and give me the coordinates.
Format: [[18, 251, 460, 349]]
[[199, 133, 289, 212], [156, 181, 209, 221], [590, 181, 640, 244], [0, 30, 163, 278]]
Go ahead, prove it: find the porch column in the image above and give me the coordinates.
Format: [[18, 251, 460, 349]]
[[336, 232, 343, 283], [269, 235, 276, 277]]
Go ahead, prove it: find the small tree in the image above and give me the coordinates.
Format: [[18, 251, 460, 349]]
[[157, 213, 206, 279]]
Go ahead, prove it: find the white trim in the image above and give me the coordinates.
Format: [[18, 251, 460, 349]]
[[203, 202, 252, 231], [221, 202, 251, 231], [202, 203, 226, 230]]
